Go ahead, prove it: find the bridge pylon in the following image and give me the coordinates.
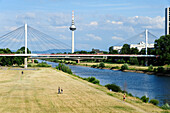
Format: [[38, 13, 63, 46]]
[[24, 24, 28, 68]]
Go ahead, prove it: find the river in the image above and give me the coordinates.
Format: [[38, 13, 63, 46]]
[[39, 60, 170, 106]]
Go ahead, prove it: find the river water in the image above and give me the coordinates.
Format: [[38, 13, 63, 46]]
[[39, 60, 170, 106]]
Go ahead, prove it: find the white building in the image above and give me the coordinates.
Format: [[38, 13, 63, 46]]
[[113, 46, 122, 53], [112, 41, 154, 53], [165, 7, 170, 35]]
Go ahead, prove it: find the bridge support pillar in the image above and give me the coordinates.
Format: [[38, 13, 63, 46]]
[[24, 58, 27, 68], [76, 59, 80, 63], [145, 58, 148, 66]]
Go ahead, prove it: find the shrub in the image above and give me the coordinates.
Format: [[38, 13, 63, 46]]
[[161, 103, 170, 110], [141, 96, 149, 103], [149, 99, 159, 105], [117, 59, 125, 63], [99, 62, 105, 68], [128, 93, 133, 97], [157, 66, 164, 73], [130, 57, 139, 65], [121, 63, 128, 71], [27, 64, 31, 67], [153, 68, 157, 72], [36, 62, 51, 67], [56, 63, 72, 74], [105, 84, 122, 92], [84, 77, 100, 84], [148, 65, 153, 71], [72, 63, 77, 65], [91, 65, 97, 68], [34, 60, 38, 63]]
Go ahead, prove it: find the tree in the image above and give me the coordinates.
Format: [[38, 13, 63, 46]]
[[154, 35, 170, 65], [121, 44, 130, 54], [109, 46, 118, 54], [129, 57, 139, 65], [130, 48, 139, 54], [16, 47, 31, 54]]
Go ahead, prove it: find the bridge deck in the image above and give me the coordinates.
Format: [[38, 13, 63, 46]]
[[0, 54, 157, 57]]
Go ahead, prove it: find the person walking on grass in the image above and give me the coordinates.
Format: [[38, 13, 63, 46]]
[[61, 88, 63, 94], [123, 93, 126, 101], [58, 87, 60, 94]]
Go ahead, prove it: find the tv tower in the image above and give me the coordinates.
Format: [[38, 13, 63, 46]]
[[70, 11, 76, 53]]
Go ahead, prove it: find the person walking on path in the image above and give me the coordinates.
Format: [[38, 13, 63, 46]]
[[61, 88, 63, 94], [58, 87, 60, 94], [123, 93, 126, 101]]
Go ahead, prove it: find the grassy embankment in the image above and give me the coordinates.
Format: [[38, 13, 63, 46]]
[[0, 67, 169, 113]]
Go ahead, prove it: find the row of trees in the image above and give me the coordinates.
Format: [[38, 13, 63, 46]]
[[109, 35, 170, 65], [0, 47, 30, 66]]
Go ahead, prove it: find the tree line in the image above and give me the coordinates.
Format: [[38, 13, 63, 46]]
[[109, 35, 170, 65], [0, 47, 31, 66]]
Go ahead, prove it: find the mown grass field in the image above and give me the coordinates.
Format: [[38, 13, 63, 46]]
[[0, 67, 168, 113]]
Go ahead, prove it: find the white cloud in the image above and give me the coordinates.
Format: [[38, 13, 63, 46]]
[[89, 21, 98, 26], [127, 16, 164, 29], [112, 36, 123, 40], [86, 34, 102, 40], [106, 20, 123, 25], [111, 21, 123, 25]]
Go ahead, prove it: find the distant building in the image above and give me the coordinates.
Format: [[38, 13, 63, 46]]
[[112, 46, 122, 53], [92, 48, 103, 54], [165, 7, 170, 35], [112, 41, 154, 53]]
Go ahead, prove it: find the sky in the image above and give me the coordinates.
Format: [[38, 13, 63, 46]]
[[0, 0, 170, 51]]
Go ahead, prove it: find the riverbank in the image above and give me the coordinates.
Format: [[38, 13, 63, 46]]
[[73, 62, 170, 76], [0, 67, 168, 112], [43, 59, 170, 76]]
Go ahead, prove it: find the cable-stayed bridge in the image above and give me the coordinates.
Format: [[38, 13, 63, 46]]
[[0, 24, 159, 68]]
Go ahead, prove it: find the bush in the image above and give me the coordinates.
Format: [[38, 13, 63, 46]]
[[148, 65, 153, 71], [130, 57, 139, 65], [99, 62, 105, 68], [153, 68, 157, 72], [117, 59, 125, 63], [37, 62, 51, 67], [121, 63, 129, 71], [149, 99, 159, 105], [34, 60, 38, 63], [161, 103, 170, 110], [91, 65, 97, 68], [128, 93, 133, 97], [105, 84, 122, 92], [141, 96, 149, 103], [27, 64, 31, 67], [84, 77, 100, 84], [56, 63, 72, 74], [157, 66, 164, 73], [72, 63, 77, 65]]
